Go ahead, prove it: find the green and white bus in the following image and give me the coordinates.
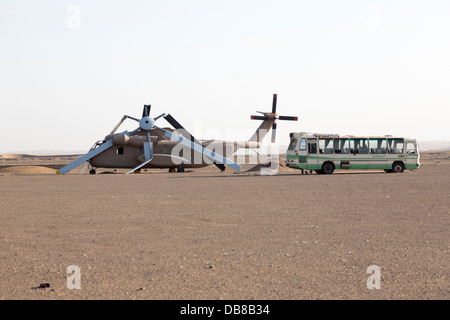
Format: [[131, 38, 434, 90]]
[[285, 132, 420, 174]]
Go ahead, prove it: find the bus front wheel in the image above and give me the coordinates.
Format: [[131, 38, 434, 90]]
[[392, 162, 405, 173], [321, 162, 335, 174]]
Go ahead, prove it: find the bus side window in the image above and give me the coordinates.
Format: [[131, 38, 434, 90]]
[[288, 139, 298, 151], [388, 138, 404, 154], [356, 138, 369, 154], [407, 142, 416, 154], [299, 138, 307, 151], [308, 142, 317, 154], [335, 139, 349, 154], [369, 139, 387, 154], [319, 138, 333, 154]]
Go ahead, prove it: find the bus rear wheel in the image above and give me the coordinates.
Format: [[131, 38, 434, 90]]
[[392, 162, 405, 173], [321, 162, 335, 174]]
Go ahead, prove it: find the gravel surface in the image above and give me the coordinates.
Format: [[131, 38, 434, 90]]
[[0, 159, 448, 300]]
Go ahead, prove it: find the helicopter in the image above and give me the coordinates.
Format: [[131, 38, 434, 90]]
[[56, 94, 297, 175]]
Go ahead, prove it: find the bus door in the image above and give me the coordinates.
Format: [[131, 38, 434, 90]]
[[307, 138, 318, 169], [296, 138, 308, 164], [405, 140, 419, 169]]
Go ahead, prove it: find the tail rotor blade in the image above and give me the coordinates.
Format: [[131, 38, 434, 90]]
[[271, 94, 277, 114], [251, 115, 270, 121], [278, 116, 298, 121], [271, 123, 277, 143]]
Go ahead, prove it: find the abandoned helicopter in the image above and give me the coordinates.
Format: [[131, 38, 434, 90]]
[[56, 94, 297, 175]]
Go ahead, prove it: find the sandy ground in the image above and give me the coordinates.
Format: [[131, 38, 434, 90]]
[[0, 153, 448, 300]]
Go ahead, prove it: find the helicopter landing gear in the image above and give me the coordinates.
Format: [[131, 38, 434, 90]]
[[89, 169, 96, 175], [177, 167, 185, 173]]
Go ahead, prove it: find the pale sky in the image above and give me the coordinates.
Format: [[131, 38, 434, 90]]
[[1, 0, 449, 153]]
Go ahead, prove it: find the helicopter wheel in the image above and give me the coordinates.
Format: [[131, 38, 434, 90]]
[[177, 167, 185, 173], [169, 168, 176, 173], [89, 169, 96, 175]]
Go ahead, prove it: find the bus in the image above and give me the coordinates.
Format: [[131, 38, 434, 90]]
[[285, 132, 420, 174]]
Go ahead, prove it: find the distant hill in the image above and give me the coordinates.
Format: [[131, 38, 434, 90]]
[[418, 141, 450, 152]]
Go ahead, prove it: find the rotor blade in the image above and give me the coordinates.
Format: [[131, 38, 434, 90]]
[[163, 114, 199, 143], [142, 105, 151, 117], [161, 128, 241, 171], [271, 94, 277, 114], [110, 115, 139, 135], [164, 114, 227, 172], [251, 115, 270, 121], [278, 116, 298, 121], [271, 123, 277, 143], [126, 157, 153, 174], [56, 140, 114, 175], [144, 133, 154, 161]]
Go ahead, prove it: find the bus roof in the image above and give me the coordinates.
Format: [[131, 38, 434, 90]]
[[290, 132, 416, 140]]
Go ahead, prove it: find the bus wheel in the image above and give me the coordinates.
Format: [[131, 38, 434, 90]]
[[392, 162, 405, 173], [321, 162, 335, 174]]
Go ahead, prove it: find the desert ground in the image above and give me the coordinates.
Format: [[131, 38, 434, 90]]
[[0, 151, 448, 300]]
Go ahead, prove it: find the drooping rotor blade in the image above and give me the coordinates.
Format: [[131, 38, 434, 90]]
[[161, 128, 241, 171], [271, 94, 277, 114], [56, 140, 114, 175], [143, 133, 154, 161], [251, 115, 271, 121], [126, 134, 154, 174], [126, 156, 153, 174], [164, 114, 226, 171], [142, 105, 151, 117], [278, 116, 298, 121]]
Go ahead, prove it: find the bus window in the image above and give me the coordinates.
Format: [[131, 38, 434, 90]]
[[308, 139, 317, 154], [369, 139, 387, 154], [334, 139, 349, 154], [299, 138, 307, 151], [288, 139, 298, 151], [319, 138, 334, 154], [406, 142, 416, 154], [351, 138, 369, 154], [388, 138, 404, 154]]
